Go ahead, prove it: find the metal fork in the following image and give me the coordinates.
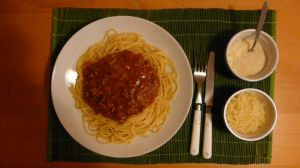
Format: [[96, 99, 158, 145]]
[[190, 59, 206, 156]]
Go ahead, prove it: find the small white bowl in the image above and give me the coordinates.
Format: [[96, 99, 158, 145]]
[[224, 88, 277, 141], [226, 29, 279, 82]]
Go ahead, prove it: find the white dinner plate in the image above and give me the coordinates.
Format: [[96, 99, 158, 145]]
[[51, 16, 193, 158]]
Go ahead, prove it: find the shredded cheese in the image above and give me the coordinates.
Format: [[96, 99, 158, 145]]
[[226, 92, 268, 135]]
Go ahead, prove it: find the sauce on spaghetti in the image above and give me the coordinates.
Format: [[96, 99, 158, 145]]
[[82, 50, 160, 124]]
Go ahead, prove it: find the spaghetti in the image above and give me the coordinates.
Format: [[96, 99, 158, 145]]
[[70, 30, 177, 144]]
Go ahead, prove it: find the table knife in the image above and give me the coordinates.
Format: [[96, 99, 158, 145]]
[[203, 51, 215, 159]]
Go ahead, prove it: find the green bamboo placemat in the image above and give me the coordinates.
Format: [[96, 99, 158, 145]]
[[49, 8, 276, 164]]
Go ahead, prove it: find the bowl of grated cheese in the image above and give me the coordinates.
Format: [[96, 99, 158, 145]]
[[224, 88, 277, 141], [226, 29, 279, 82]]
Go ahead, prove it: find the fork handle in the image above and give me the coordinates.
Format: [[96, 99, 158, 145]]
[[202, 109, 212, 159], [190, 104, 202, 156]]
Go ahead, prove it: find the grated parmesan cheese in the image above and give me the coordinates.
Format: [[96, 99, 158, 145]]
[[227, 39, 266, 77]]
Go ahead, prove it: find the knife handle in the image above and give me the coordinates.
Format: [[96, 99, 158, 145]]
[[203, 109, 212, 159], [190, 104, 202, 156]]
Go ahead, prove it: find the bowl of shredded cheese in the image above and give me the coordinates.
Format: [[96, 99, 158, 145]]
[[224, 88, 277, 141], [226, 29, 279, 82]]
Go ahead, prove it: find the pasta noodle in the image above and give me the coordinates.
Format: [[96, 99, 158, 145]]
[[70, 29, 177, 144]]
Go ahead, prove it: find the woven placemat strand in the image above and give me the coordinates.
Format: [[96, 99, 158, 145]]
[[49, 8, 276, 164]]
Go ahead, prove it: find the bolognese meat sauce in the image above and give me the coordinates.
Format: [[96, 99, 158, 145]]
[[82, 50, 160, 124]]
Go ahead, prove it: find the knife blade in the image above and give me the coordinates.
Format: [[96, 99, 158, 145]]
[[204, 52, 215, 106], [202, 51, 215, 159]]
